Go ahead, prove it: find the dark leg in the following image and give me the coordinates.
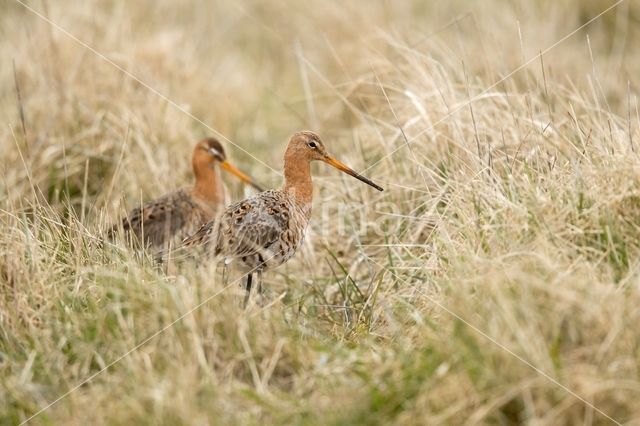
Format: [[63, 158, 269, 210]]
[[256, 255, 265, 296], [257, 269, 263, 295], [243, 273, 253, 308], [222, 261, 228, 286], [255, 269, 266, 307]]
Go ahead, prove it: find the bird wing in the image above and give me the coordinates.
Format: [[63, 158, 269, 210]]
[[176, 190, 289, 260], [220, 192, 290, 259], [111, 189, 205, 248]]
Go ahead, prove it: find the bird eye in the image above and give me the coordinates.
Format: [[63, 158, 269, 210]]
[[308, 142, 317, 149], [209, 148, 222, 159]]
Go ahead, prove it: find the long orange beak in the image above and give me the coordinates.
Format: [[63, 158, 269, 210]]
[[323, 156, 383, 191], [219, 161, 265, 192]]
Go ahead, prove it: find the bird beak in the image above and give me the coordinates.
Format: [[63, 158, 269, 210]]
[[219, 161, 265, 192], [323, 156, 384, 191]]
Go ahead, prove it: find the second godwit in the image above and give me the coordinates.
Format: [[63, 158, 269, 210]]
[[110, 137, 263, 251], [172, 131, 383, 304]]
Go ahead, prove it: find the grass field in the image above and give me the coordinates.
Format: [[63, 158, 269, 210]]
[[2, 0, 640, 424]]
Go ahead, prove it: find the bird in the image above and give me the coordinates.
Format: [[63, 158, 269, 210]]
[[169, 131, 383, 306], [109, 137, 264, 251]]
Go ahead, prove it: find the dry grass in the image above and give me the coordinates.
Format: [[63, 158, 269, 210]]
[[2, 0, 640, 424]]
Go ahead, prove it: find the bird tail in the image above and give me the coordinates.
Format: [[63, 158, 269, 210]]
[[105, 216, 134, 241], [154, 219, 218, 267]]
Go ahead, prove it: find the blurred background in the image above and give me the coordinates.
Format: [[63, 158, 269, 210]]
[[2, 0, 639, 211]]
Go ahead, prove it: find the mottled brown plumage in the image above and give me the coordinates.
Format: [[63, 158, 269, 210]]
[[172, 131, 383, 304], [110, 137, 263, 251]]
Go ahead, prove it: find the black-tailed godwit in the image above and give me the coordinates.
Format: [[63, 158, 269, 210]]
[[110, 137, 263, 250], [173, 131, 382, 305]]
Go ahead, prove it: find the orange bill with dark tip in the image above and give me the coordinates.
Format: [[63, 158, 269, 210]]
[[219, 161, 265, 192], [323, 157, 384, 191]]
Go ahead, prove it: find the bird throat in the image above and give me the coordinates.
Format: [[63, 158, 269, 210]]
[[283, 155, 313, 207], [193, 162, 224, 207]]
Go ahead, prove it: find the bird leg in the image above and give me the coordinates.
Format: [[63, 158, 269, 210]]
[[221, 260, 228, 286], [243, 273, 253, 308]]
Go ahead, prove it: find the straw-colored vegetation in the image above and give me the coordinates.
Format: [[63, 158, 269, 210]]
[[2, 0, 640, 424]]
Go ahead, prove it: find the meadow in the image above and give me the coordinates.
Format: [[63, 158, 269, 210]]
[[1, 0, 640, 424]]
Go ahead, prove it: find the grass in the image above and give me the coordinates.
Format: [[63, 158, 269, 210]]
[[2, 0, 640, 424]]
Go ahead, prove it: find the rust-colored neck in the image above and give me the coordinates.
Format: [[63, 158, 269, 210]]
[[192, 152, 224, 208], [283, 149, 313, 206]]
